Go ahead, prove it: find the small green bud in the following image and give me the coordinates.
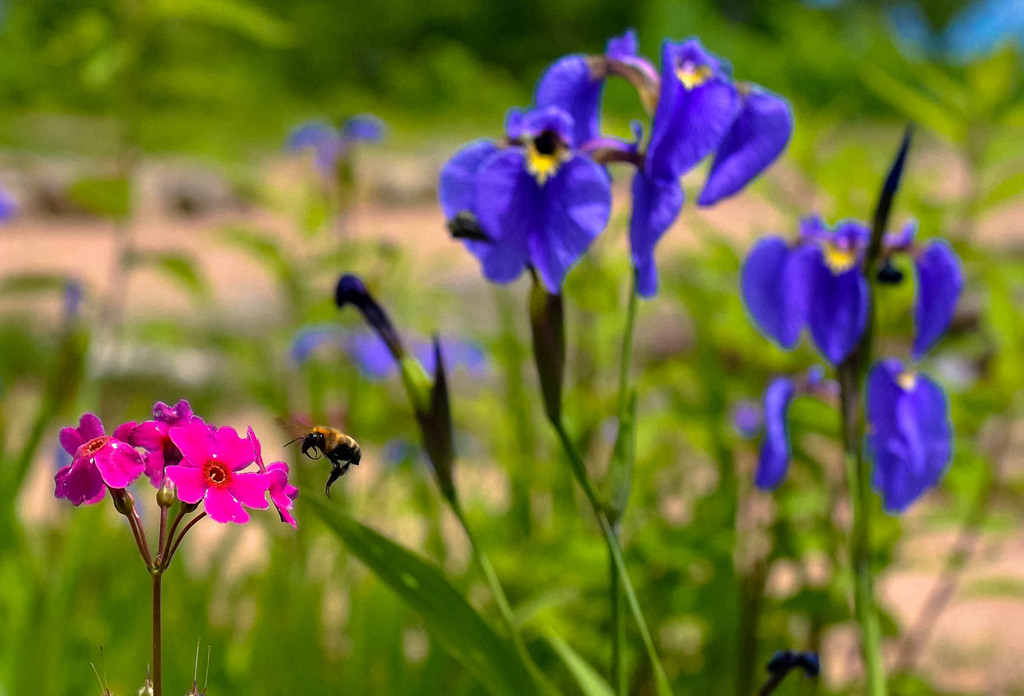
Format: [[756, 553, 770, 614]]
[[156, 481, 176, 509], [529, 273, 565, 423], [111, 488, 134, 516]]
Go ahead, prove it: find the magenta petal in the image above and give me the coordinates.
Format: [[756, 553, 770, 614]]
[[205, 487, 250, 524], [54, 462, 106, 505], [59, 427, 85, 457], [78, 413, 104, 441], [131, 421, 169, 451], [165, 465, 207, 504], [170, 418, 215, 467], [144, 450, 166, 487], [94, 440, 145, 488], [275, 505, 297, 528], [247, 426, 266, 472], [230, 472, 271, 509], [211, 425, 255, 471], [112, 421, 137, 443]]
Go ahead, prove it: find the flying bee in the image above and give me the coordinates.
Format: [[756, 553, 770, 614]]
[[276, 418, 362, 497]]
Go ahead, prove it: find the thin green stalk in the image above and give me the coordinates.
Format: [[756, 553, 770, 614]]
[[611, 279, 639, 695], [551, 418, 672, 696], [449, 501, 558, 696], [152, 572, 162, 696]]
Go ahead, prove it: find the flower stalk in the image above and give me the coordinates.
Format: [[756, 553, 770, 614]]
[[836, 126, 913, 696]]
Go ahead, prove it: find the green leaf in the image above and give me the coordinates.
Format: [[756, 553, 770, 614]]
[[150, 0, 292, 47], [979, 169, 1024, 212], [67, 175, 131, 219], [0, 273, 76, 296], [307, 499, 542, 696], [127, 250, 207, 296], [857, 61, 966, 144], [544, 630, 614, 696]]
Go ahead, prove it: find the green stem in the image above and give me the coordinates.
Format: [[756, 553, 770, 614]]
[[449, 500, 557, 696], [551, 418, 672, 696], [152, 572, 162, 696], [611, 278, 639, 695]]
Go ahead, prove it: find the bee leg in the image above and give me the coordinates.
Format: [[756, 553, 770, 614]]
[[323, 461, 352, 497]]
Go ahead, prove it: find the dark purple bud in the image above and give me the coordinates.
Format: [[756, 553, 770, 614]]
[[412, 336, 456, 503], [529, 273, 565, 423], [876, 258, 904, 284], [335, 274, 407, 361], [866, 125, 913, 264], [759, 651, 820, 696]]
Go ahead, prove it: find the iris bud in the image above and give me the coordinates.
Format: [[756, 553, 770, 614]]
[[529, 273, 565, 423]]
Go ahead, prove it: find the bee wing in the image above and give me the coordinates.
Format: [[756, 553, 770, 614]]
[[275, 416, 313, 441]]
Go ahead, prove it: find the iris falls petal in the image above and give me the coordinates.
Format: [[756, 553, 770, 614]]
[[755, 377, 796, 490], [629, 171, 685, 298], [912, 240, 964, 359]]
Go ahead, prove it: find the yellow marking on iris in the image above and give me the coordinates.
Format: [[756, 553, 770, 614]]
[[526, 142, 569, 186], [676, 63, 713, 91], [897, 371, 917, 391], [822, 243, 859, 274]]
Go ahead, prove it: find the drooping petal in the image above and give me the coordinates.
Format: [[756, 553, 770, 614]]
[[439, 140, 500, 220], [806, 254, 869, 365], [529, 154, 611, 292], [535, 55, 602, 147], [268, 461, 299, 528], [143, 449, 166, 487], [165, 465, 207, 504], [229, 472, 271, 509], [912, 240, 964, 359], [54, 462, 106, 505], [210, 425, 256, 471], [867, 359, 953, 512], [740, 237, 809, 348], [170, 417, 215, 468], [755, 377, 796, 490], [646, 39, 739, 180], [93, 439, 145, 489], [629, 171, 685, 298], [204, 486, 250, 524], [698, 87, 794, 206], [474, 148, 540, 283]]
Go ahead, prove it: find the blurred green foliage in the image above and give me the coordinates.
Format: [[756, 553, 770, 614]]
[[1, 0, 1024, 695]]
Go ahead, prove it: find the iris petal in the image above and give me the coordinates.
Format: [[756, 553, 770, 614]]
[[530, 154, 612, 292], [755, 377, 796, 490], [806, 252, 869, 365], [474, 148, 542, 284], [534, 55, 602, 147], [629, 171, 685, 298], [867, 359, 952, 512], [439, 140, 499, 220], [740, 237, 809, 348], [646, 39, 739, 180], [698, 87, 794, 206], [912, 240, 964, 359]]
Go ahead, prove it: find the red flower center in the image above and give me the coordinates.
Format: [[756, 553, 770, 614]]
[[77, 436, 112, 458], [203, 459, 232, 488]]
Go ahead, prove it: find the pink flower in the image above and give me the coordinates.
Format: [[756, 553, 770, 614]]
[[166, 417, 270, 524], [249, 427, 298, 527], [55, 413, 144, 505], [130, 400, 194, 486]]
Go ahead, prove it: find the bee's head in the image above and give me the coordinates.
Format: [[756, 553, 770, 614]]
[[301, 431, 325, 459]]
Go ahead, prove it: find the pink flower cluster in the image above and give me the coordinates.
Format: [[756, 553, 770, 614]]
[[55, 401, 298, 526]]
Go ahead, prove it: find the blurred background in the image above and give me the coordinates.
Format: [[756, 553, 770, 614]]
[[1, 0, 1023, 694]]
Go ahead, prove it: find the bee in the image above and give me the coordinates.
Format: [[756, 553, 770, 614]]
[[277, 418, 362, 497]]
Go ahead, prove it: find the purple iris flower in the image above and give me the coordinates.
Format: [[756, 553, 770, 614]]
[[752, 366, 838, 491], [287, 114, 385, 176], [438, 106, 612, 294], [742, 215, 963, 365], [866, 358, 953, 512], [628, 38, 793, 297]]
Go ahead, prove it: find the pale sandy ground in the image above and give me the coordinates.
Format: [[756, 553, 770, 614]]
[[4, 147, 1024, 693]]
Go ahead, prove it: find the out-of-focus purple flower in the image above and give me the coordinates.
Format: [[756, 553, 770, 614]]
[[291, 325, 348, 364], [287, 115, 386, 176], [0, 188, 17, 222], [866, 358, 953, 512], [742, 215, 963, 365], [63, 279, 83, 322], [166, 418, 269, 524], [912, 240, 964, 359], [754, 377, 796, 490], [731, 400, 763, 438], [346, 332, 486, 381], [347, 333, 398, 379], [439, 105, 612, 293], [55, 414, 143, 505], [130, 399, 195, 486]]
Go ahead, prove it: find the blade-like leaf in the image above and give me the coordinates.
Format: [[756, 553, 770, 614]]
[[545, 630, 615, 696], [307, 499, 542, 696], [150, 0, 292, 47], [127, 251, 207, 296]]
